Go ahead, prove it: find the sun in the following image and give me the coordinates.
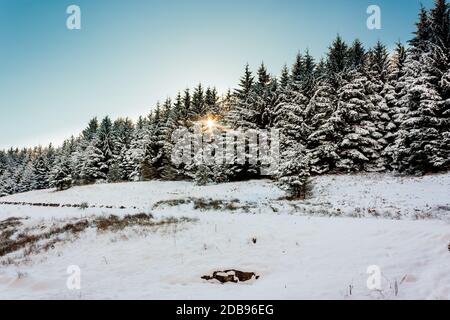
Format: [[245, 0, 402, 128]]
[[205, 118, 216, 130]]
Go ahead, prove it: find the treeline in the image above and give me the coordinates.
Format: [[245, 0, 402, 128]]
[[1, 0, 449, 197]]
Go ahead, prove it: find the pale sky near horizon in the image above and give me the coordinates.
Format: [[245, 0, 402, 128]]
[[0, 0, 434, 150]]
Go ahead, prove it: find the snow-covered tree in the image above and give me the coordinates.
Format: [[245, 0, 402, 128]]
[[278, 143, 311, 199], [392, 0, 450, 174], [33, 151, 50, 190], [49, 146, 73, 191], [226, 64, 256, 129], [329, 72, 383, 172]]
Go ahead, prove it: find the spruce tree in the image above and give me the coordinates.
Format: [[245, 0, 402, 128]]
[[121, 124, 146, 181], [429, 0, 450, 51], [304, 51, 317, 97], [226, 64, 256, 129], [409, 5, 432, 54], [393, 51, 448, 173], [49, 146, 73, 191], [327, 35, 349, 86], [383, 42, 408, 167], [255, 62, 274, 128], [190, 84, 206, 119], [348, 39, 366, 71], [334, 71, 385, 172], [392, 1, 450, 174], [33, 151, 50, 189], [291, 52, 303, 85], [205, 87, 220, 115], [304, 82, 338, 174], [109, 118, 134, 182], [182, 89, 191, 120], [278, 144, 311, 199]]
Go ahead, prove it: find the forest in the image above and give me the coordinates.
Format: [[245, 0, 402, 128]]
[[1, 0, 449, 198]]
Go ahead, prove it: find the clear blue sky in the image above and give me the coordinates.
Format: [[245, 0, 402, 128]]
[[0, 0, 434, 149]]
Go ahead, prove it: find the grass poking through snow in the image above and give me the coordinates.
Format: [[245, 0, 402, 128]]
[[0, 214, 195, 265]]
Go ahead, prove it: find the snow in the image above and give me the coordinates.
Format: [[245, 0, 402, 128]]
[[0, 180, 283, 210], [304, 173, 450, 220], [0, 173, 449, 300]]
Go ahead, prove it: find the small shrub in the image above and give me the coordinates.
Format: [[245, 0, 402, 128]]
[[79, 202, 89, 210], [152, 199, 191, 209], [279, 175, 313, 200]]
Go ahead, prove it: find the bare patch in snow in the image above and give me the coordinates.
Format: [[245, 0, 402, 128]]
[[153, 197, 255, 213]]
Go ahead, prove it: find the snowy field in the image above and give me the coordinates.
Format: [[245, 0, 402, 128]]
[[0, 173, 449, 300]]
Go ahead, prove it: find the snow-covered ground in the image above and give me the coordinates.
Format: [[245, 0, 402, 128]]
[[0, 173, 449, 300]]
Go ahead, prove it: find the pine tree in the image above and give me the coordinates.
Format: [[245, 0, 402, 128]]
[[190, 84, 206, 119], [302, 50, 316, 97], [278, 144, 311, 200], [0, 151, 6, 192], [429, 0, 450, 51], [303, 37, 351, 174], [334, 71, 385, 172], [97, 116, 115, 169], [393, 52, 448, 173], [304, 79, 338, 174], [226, 64, 256, 129], [275, 97, 309, 150], [367, 41, 390, 83], [161, 96, 187, 181], [314, 58, 327, 80], [392, 1, 450, 174], [18, 158, 37, 193], [82, 117, 99, 142], [255, 62, 275, 128], [274, 64, 291, 110], [327, 35, 349, 85], [78, 117, 114, 183], [33, 151, 50, 189], [217, 90, 233, 118], [0, 154, 16, 196], [388, 42, 408, 82], [49, 147, 73, 191], [348, 39, 366, 71], [409, 5, 432, 54], [140, 103, 168, 180], [81, 138, 108, 182], [109, 118, 134, 182], [365, 41, 391, 170], [291, 52, 303, 85], [205, 87, 220, 115], [383, 42, 408, 167], [182, 88, 191, 120], [121, 125, 146, 181], [280, 64, 290, 89], [290, 51, 316, 97]]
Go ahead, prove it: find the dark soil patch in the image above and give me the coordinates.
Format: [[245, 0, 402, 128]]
[[202, 270, 260, 284]]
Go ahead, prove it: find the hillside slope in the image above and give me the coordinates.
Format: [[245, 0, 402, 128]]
[[0, 173, 449, 299]]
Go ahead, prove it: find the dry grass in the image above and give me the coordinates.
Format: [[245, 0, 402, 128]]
[[95, 213, 168, 232], [0, 213, 195, 264], [152, 199, 191, 209], [0, 218, 90, 258], [0, 217, 27, 232], [153, 197, 255, 213]]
